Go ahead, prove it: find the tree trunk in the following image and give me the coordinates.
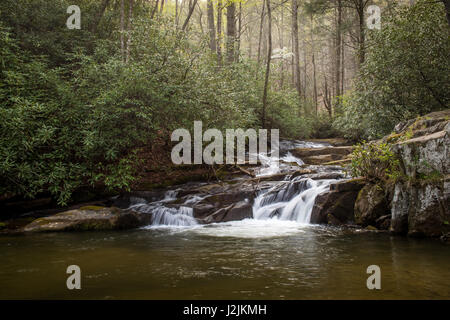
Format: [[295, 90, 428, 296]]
[[310, 14, 318, 115], [120, 0, 125, 61], [226, 1, 236, 64], [236, 2, 242, 62], [262, 0, 273, 128], [217, 0, 223, 64], [182, 0, 199, 31], [257, 0, 266, 66], [291, 0, 302, 106], [125, 0, 134, 63], [206, 0, 217, 52], [279, 4, 285, 89], [341, 29, 345, 96], [160, 0, 165, 13], [357, 0, 365, 66], [175, 0, 178, 25], [335, 0, 342, 104], [151, 0, 159, 19], [91, 0, 110, 33]]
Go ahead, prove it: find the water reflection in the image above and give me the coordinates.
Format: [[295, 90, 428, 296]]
[[0, 226, 449, 299]]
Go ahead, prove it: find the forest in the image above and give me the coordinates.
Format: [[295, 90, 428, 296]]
[[1, 0, 450, 302], [0, 0, 449, 205]]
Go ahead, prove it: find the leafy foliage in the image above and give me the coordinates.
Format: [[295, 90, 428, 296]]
[[350, 141, 401, 182], [0, 1, 308, 205], [334, 0, 450, 140]]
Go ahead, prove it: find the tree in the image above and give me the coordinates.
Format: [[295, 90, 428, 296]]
[[182, 0, 199, 31], [291, 0, 302, 106], [226, 1, 237, 63], [262, 0, 273, 127], [207, 0, 217, 52]]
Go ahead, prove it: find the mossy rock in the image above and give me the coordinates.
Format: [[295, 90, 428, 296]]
[[78, 205, 105, 211]]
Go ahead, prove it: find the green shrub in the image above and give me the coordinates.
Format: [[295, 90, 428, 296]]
[[350, 141, 402, 182]]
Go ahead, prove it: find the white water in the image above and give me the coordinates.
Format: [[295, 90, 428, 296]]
[[189, 219, 306, 238], [253, 178, 335, 223], [130, 190, 198, 227]]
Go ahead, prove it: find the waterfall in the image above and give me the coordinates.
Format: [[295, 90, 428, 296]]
[[129, 190, 198, 227], [253, 178, 334, 223], [125, 139, 339, 227]]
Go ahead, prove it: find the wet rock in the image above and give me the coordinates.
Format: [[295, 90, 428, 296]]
[[310, 181, 362, 225], [440, 232, 450, 243], [291, 169, 317, 178], [202, 201, 253, 223], [292, 146, 353, 158], [329, 178, 366, 192], [376, 215, 391, 230], [292, 146, 353, 165], [22, 207, 151, 233], [354, 184, 390, 227]]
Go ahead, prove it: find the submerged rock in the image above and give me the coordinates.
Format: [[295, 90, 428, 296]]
[[22, 207, 151, 233]]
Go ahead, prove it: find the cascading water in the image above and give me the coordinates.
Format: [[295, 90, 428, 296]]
[[129, 191, 198, 227], [253, 178, 335, 223]]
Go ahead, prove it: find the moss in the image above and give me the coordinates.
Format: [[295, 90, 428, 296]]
[[79, 205, 105, 211]]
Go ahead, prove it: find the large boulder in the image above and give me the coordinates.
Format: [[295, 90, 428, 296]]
[[22, 206, 151, 233], [201, 201, 253, 223], [310, 179, 365, 225], [390, 179, 450, 237], [354, 184, 390, 227], [389, 110, 450, 237]]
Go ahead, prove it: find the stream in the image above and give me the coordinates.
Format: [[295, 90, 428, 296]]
[[1, 140, 449, 299]]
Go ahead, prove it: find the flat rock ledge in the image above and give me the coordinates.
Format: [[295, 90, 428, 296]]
[[21, 206, 151, 233]]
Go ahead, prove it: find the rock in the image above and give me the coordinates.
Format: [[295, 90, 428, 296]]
[[113, 190, 168, 208], [354, 184, 390, 227], [440, 232, 450, 243], [390, 182, 410, 235], [292, 146, 353, 165], [376, 215, 391, 230], [407, 180, 450, 237], [291, 169, 317, 178], [308, 172, 345, 180], [330, 178, 366, 192], [394, 130, 449, 177], [22, 207, 151, 233], [250, 172, 288, 182], [292, 146, 353, 158], [202, 201, 253, 223], [310, 179, 364, 225], [388, 110, 450, 237], [308, 138, 352, 147], [301, 154, 339, 165]]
